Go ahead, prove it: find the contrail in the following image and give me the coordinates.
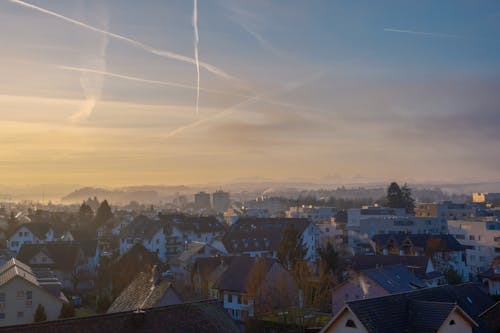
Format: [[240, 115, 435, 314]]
[[193, 0, 200, 115], [164, 71, 327, 139], [70, 8, 109, 122], [8, 0, 235, 81], [59, 66, 248, 98], [383, 28, 462, 39]]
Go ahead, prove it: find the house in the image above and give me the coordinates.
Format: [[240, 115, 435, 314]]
[[193, 256, 297, 323], [222, 218, 322, 262], [107, 266, 182, 313], [478, 256, 500, 295], [7, 223, 54, 253], [372, 234, 468, 281], [0, 300, 239, 333], [286, 206, 337, 223], [331, 264, 426, 315], [448, 219, 500, 276], [350, 255, 443, 286], [321, 283, 500, 333], [170, 241, 223, 284], [16, 243, 86, 290], [0, 259, 66, 326]]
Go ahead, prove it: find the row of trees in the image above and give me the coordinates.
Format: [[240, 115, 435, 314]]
[[34, 302, 75, 322]]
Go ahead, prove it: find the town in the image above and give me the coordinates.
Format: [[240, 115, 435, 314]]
[[0, 183, 498, 332]]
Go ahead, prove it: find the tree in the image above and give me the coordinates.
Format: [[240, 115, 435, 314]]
[[34, 304, 47, 322], [401, 183, 416, 214], [277, 225, 307, 270], [94, 200, 113, 226], [7, 211, 17, 234], [59, 302, 75, 318], [445, 268, 462, 285], [315, 242, 347, 311], [386, 182, 415, 214], [78, 202, 94, 224]]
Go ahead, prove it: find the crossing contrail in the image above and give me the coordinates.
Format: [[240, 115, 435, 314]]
[[193, 0, 200, 115], [8, 0, 236, 81]]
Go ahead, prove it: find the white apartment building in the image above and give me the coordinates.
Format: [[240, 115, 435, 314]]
[[7, 223, 54, 253], [286, 206, 336, 223], [448, 219, 500, 276]]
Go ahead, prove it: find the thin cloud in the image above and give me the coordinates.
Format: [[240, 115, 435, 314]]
[[193, 0, 200, 115], [384, 28, 462, 39], [8, 0, 236, 81]]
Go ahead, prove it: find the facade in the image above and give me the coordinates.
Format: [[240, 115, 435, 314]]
[[415, 202, 475, 220], [286, 206, 336, 223], [478, 256, 500, 295], [473, 192, 500, 204], [448, 219, 500, 276], [212, 191, 230, 212], [7, 223, 54, 253], [0, 259, 66, 326], [194, 192, 211, 210], [321, 284, 498, 333]]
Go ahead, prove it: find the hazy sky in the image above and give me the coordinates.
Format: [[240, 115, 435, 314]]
[[1, 0, 499, 186]]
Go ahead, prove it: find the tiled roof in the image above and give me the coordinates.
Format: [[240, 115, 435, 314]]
[[0, 300, 239, 333], [409, 300, 456, 333], [214, 256, 276, 293], [345, 284, 494, 333], [361, 264, 426, 293], [17, 243, 83, 271], [107, 272, 181, 313], [372, 234, 465, 253], [0, 258, 39, 287], [177, 242, 207, 263], [8, 223, 52, 239], [351, 255, 434, 280]]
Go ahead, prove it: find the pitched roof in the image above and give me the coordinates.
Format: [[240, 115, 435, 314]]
[[120, 215, 166, 240], [17, 243, 83, 271], [0, 258, 38, 287], [9, 223, 52, 239], [361, 264, 426, 293], [177, 242, 207, 263], [107, 272, 181, 313], [372, 234, 465, 253], [213, 256, 276, 293], [351, 255, 442, 281], [341, 284, 493, 333], [408, 300, 457, 333], [0, 300, 239, 333]]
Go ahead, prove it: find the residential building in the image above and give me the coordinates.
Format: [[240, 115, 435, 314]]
[[7, 223, 54, 253], [473, 192, 500, 204], [331, 264, 426, 315], [212, 191, 230, 212], [321, 284, 499, 333], [0, 300, 238, 333], [479, 256, 500, 296], [415, 202, 476, 220], [0, 259, 66, 326], [372, 234, 468, 280], [286, 206, 337, 223], [16, 243, 86, 290], [448, 219, 500, 276], [221, 218, 322, 262], [107, 266, 182, 313]]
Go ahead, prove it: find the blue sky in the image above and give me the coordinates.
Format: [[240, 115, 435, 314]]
[[0, 0, 499, 186]]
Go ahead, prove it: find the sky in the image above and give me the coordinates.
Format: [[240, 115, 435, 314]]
[[0, 0, 499, 187]]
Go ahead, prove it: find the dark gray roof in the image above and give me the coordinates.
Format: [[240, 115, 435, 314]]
[[361, 264, 426, 293], [351, 255, 441, 280], [9, 223, 52, 239], [409, 300, 456, 333], [346, 284, 494, 333], [372, 234, 465, 253], [0, 300, 239, 333], [120, 215, 166, 240], [214, 256, 276, 293], [107, 272, 181, 313], [17, 243, 83, 271]]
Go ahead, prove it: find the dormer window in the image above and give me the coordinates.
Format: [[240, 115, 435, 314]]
[[345, 319, 357, 328], [449, 320, 455, 325]]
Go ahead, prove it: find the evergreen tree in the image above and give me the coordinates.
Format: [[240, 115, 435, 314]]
[[96, 294, 112, 313], [78, 202, 94, 224], [7, 211, 17, 234], [386, 182, 403, 208], [401, 183, 416, 214], [94, 200, 113, 226], [34, 304, 47, 322], [59, 302, 76, 318]]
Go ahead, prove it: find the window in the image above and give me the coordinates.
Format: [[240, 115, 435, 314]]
[[469, 235, 475, 241], [237, 295, 242, 304], [26, 291, 32, 300], [449, 320, 455, 325], [25, 300, 32, 307], [227, 294, 232, 303], [17, 311, 23, 318], [0, 313, 4, 320], [16, 291, 24, 298], [345, 319, 357, 328], [0, 293, 4, 302], [18, 232, 22, 237]]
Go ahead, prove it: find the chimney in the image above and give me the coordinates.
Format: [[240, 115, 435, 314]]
[[151, 265, 161, 286]]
